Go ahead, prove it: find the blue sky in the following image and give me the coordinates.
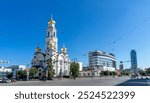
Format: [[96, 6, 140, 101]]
[[0, 0, 150, 69]]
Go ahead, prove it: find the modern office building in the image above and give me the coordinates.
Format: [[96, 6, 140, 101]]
[[89, 50, 116, 71], [130, 50, 138, 76]]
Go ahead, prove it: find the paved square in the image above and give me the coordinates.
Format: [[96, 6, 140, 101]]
[[0, 77, 149, 86]]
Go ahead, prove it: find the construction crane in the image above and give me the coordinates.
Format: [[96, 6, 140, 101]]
[[119, 60, 131, 70]]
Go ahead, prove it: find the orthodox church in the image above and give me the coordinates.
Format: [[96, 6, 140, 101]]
[[31, 16, 70, 77]]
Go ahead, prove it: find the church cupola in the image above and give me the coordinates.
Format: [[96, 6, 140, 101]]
[[35, 47, 41, 53], [48, 14, 56, 28], [61, 45, 67, 53]]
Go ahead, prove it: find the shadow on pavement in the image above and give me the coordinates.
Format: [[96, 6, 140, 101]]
[[116, 79, 149, 86]]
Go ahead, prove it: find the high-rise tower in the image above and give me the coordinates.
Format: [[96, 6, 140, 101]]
[[45, 15, 58, 56], [130, 50, 138, 76]]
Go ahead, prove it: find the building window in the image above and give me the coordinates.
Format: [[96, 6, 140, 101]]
[[47, 32, 49, 37], [60, 60, 63, 65], [54, 32, 56, 37]]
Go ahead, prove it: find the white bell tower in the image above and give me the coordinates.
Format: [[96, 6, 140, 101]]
[[45, 15, 58, 56]]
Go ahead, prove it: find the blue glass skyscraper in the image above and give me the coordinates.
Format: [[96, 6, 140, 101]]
[[130, 50, 138, 76]]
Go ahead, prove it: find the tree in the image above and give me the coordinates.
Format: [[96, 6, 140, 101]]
[[109, 71, 113, 76], [6, 72, 13, 79], [47, 58, 55, 79], [29, 67, 38, 79], [17, 70, 27, 79], [145, 68, 150, 75], [70, 62, 79, 79], [112, 71, 117, 76], [103, 71, 109, 76]]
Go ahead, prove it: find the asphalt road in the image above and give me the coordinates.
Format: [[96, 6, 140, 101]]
[[0, 77, 150, 86], [117, 78, 150, 86], [0, 77, 132, 86]]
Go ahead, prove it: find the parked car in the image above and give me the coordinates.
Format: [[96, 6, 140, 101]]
[[146, 76, 149, 79], [141, 76, 143, 79], [0, 78, 2, 83], [2, 77, 11, 83]]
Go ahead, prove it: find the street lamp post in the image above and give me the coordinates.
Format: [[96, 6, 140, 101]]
[[26, 68, 29, 80], [26, 64, 30, 81]]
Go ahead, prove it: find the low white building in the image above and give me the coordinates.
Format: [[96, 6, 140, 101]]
[[103, 66, 116, 71], [78, 62, 83, 71], [79, 66, 116, 77], [0, 67, 12, 77]]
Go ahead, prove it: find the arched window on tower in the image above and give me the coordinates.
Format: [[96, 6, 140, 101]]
[[47, 32, 49, 37], [54, 32, 56, 37], [50, 32, 52, 37]]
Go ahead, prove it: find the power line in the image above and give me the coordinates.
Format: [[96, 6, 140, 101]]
[[113, 17, 150, 44]]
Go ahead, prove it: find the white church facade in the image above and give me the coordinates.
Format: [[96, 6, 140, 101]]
[[31, 16, 70, 77]]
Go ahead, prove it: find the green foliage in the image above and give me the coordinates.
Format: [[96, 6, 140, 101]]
[[101, 71, 109, 76], [17, 70, 27, 79], [139, 69, 146, 76], [100, 71, 117, 76], [145, 68, 150, 75], [70, 62, 79, 79], [121, 69, 131, 76], [112, 71, 117, 75], [47, 58, 55, 78], [6, 72, 13, 79], [29, 67, 38, 78]]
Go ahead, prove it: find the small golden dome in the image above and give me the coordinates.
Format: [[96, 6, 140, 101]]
[[48, 43, 54, 49], [48, 14, 56, 25], [36, 47, 41, 52], [61, 47, 67, 52], [48, 19, 55, 25]]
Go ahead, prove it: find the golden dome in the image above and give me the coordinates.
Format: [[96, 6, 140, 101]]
[[48, 14, 56, 25], [48, 43, 54, 49], [48, 19, 55, 25], [36, 47, 41, 52], [61, 47, 67, 52]]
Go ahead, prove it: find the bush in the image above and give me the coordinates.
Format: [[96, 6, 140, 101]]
[[63, 75, 70, 78]]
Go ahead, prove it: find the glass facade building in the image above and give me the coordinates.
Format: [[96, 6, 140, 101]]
[[88, 50, 116, 69], [130, 50, 138, 76]]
